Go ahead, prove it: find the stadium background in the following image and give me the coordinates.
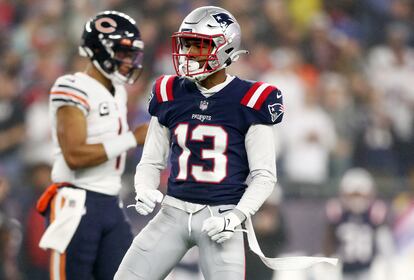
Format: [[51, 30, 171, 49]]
[[0, 0, 414, 279]]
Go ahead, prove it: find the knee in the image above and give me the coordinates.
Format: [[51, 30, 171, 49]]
[[114, 250, 152, 280], [114, 265, 147, 280], [210, 270, 244, 280]]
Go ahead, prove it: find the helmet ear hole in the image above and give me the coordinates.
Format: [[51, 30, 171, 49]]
[[225, 48, 234, 54]]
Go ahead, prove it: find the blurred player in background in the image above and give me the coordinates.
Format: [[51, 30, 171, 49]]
[[115, 5, 284, 280], [0, 175, 22, 280], [323, 168, 394, 280], [392, 167, 414, 279], [36, 11, 147, 280]]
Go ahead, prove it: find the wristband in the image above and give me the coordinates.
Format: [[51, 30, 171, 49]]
[[102, 131, 137, 159]]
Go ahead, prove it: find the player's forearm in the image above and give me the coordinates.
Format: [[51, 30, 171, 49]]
[[239, 124, 277, 219], [235, 170, 276, 219], [134, 164, 162, 191], [63, 143, 108, 169], [64, 131, 137, 169], [134, 116, 170, 190], [133, 123, 149, 145], [0, 125, 25, 152]]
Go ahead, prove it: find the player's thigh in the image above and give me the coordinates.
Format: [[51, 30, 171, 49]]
[[115, 205, 190, 280], [198, 230, 245, 280], [93, 209, 133, 280], [52, 210, 101, 280]]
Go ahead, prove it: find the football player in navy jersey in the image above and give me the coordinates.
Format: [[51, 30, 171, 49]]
[[323, 168, 393, 280], [36, 11, 148, 280], [115, 6, 284, 280]]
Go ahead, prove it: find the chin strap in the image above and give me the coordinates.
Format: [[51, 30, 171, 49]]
[[181, 49, 249, 82]]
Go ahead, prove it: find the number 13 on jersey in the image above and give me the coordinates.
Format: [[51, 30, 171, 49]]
[[174, 124, 228, 183]]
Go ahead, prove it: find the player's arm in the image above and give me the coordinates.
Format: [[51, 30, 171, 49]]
[[323, 223, 337, 257], [203, 84, 283, 243], [133, 116, 170, 215], [235, 124, 277, 218], [236, 86, 283, 218], [133, 123, 148, 145], [56, 106, 139, 169], [202, 124, 277, 243]]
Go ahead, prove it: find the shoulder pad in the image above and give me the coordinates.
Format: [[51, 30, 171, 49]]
[[240, 81, 284, 124], [153, 75, 177, 103], [241, 81, 279, 110], [50, 74, 90, 114]]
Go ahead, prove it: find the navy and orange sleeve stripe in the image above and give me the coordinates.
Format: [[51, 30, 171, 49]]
[[50, 83, 90, 115]]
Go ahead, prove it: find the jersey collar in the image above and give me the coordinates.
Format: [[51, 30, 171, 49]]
[[195, 74, 235, 97]]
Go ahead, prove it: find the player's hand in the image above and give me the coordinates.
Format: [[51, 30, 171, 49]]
[[134, 189, 163, 215], [133, 123, 148, 146], [201, 212, 243, 243]]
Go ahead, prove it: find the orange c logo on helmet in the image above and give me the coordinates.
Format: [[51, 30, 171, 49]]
[[95, 17, 117, 33]]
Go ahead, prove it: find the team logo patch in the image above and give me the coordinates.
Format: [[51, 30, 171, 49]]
[[199, 100, 209, 111], [99, 102, 110, 116], [268, 103, 284, 122], [212, 13, 234, 31]]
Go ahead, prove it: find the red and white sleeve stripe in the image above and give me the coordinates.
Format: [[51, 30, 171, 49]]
[[241, 82, 277, 110], [155, 75, 175, 103]]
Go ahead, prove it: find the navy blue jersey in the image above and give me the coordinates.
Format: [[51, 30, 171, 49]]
[[326, 199, 387, 272], [148, 75, 284, 205]]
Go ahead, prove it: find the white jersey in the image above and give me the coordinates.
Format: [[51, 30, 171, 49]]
[[49, 72, 130, 195]]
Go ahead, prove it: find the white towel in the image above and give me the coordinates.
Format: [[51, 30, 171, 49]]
[[245, 217, 338, 270], [39, 187, 86, 253]]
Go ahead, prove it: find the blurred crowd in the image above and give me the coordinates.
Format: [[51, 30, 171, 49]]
[[1, 0, 414, 279]]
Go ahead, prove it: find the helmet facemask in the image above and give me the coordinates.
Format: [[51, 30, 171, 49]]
[[94, 37, 144, 85], [172, 32, 227, 81], [171, 6, 249, 82]]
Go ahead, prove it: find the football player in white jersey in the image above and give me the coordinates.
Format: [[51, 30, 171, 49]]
[[36, 11, 147, 280]]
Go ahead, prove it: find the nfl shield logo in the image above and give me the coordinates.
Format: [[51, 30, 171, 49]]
[[199, 100, 209, 111]]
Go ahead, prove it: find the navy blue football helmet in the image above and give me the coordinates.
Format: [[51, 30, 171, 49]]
[[79, 11, 144, 84]]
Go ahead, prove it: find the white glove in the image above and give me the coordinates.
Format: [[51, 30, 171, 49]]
[[134, 189, 163, 215], [201, 212, 243, 243]]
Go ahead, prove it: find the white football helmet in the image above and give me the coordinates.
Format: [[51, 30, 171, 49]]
[[339, 168, 375, 213], [172, 6, 247, 81]]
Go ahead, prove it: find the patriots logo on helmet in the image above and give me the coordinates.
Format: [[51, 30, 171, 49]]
[[268, 103, 284, 122], [212, 13, 234, 31]]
